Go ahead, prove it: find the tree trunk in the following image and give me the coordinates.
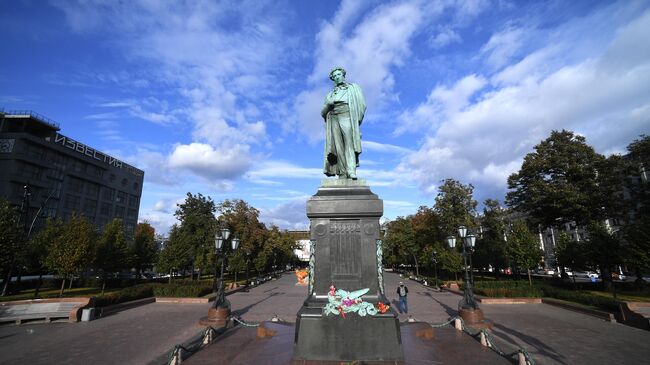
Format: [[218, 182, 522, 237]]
[[1, 268, 13, 296], [69, 276, 73, 290], [412, 253, 419, 277], [527, 269, 532, 286], [59, 278, 66, 297], [168, 268, 172, 284], [34, 273, 43, 298]]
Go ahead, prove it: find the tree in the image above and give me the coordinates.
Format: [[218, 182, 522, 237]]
[[0, 199, 24, 296], [25, 217, 63, 297], [624, 215, 650, 284], [95, 218, 128, 293], [506, 130, 623, 227], [383, 217, 417, 272], [505, 220, 543, 285], [473, 199, 508, 273], [437, 247, 463, 281], [131, 222, 158, 278], [175, 193, 217, 279], [584, 221, 624, 296], [434, 179, 478, 236], [157, 224, 193, 281], [216, 199, 267, 274], [554, 231, 586, 281], [45, 214, 95, 296]]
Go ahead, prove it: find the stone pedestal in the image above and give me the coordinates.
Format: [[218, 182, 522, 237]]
[[199, 307, 230, 328], [293, 181, 404, 362], [459, 308, 493, 330]]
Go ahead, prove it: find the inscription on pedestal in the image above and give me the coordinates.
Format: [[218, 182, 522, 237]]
[[330, 220, 361, 286]]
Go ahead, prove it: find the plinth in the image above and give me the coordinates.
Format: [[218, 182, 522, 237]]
[[293, 180, 404, 362], [199, 306, 230, 328], [459, 308, 493, 330]]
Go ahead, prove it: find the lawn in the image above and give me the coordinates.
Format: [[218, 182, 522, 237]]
[[0, 287, 121, 302]]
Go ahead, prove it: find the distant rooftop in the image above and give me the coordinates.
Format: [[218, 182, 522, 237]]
[[3, 109, 61, 130]]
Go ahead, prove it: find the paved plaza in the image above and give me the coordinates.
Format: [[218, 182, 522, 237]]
[[1, 271, 649, 364]]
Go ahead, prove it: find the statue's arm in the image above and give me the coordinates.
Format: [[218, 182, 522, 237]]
[[321, 92, 334, 120]]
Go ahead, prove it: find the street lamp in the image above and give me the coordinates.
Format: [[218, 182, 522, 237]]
[[431, 250, 438, 288], [213, 228, 239, 310], [447, 226, 478, 311]]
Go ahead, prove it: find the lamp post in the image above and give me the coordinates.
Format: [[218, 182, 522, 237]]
[[432, 250, 438, 288], [447, 225, 491, 328], [447, 226, 478, 310], [202, 227, 239, 327]]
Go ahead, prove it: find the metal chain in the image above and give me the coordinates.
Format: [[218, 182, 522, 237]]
[[231, 315, 261, 327], [427, 316, 535, 365]]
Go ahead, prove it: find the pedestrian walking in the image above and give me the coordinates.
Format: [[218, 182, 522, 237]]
[[396, 282, 408, 313]]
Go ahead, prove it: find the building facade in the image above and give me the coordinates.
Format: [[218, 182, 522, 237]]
[[0, 110, 144, 235]]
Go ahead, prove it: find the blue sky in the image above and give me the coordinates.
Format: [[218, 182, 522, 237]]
[[2, 0, 649, 235]]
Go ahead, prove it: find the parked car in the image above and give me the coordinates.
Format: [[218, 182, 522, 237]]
[[573, 271, 598, 279]]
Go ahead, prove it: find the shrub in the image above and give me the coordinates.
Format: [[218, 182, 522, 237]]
[[94, 284, 153, 307], [150, 281, 213, 298], [541, 286, 620, 311]]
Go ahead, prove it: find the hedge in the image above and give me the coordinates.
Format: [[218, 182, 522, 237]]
[[94, 284, 154, 307]]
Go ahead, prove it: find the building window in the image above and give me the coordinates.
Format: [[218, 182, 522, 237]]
[[128, 195, 139, 208], [18, 162, 42, 180], [115, 206, 125, 218], [83, 198, 97, 217], [64, 194, 81, 210], [127, 208, 137, 220], [86, 183, 100, 198], [121, 178, 128, 187], [72, 159, 84, 173], [133, 182, 139, 191], [68, 177, 84, 193], [109, 173, 116, 182], [102, 187, 114, 201], [116, 191, 126, 204], [86, 164, 103, 178], [100, 202, 111, 216]]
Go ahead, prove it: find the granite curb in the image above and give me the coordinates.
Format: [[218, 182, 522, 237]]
[[439, 286, 617, 322]]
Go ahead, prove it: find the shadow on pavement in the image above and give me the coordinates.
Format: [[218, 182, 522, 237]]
[[231, 292, 281, 318], [492, 323, 568, 365], [419, 291, 457, 318]]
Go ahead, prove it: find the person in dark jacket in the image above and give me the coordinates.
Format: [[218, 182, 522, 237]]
[[396, 282, 409, 313]]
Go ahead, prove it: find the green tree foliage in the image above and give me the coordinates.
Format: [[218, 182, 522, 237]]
[[554, 231, 586, 277], [434, 178, 478, 235], [624, 215, 650, 282], [505, 220, 543, 285], [584, 221, 624, 294], [25, 218, 63, 296], [473, 199, 508, 272], [131, 222, 158, 277], [506, 130, 623, 227], [175, 193, 217, 277], [216, 199, 267, 273], [437, 247, 462, 280], [45, 214, 95, 296], [95, 218, 129, 284], [157, 224, 193, 277], [383, 217, 416, 270], [0, 199, 24, 296]]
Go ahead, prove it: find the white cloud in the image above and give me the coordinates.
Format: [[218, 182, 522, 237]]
[[400, 8, 650, 201], [259, 197, 310, 230], [247, 161, 323, 180], [395, 74, 487, 135], [362, 140, 412, 154], [479, 26, 526, 70], [430, 27, 461, 49], [168, 143, 252, 181], [291, 0, 439, 142]]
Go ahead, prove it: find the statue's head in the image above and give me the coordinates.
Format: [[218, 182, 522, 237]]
[[329, 67, 346, 83]]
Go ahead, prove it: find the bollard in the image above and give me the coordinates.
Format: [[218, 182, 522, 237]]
[[518, 352, 527, 365], [480, 331, 488, 346], [454, 318, 462, 330]]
